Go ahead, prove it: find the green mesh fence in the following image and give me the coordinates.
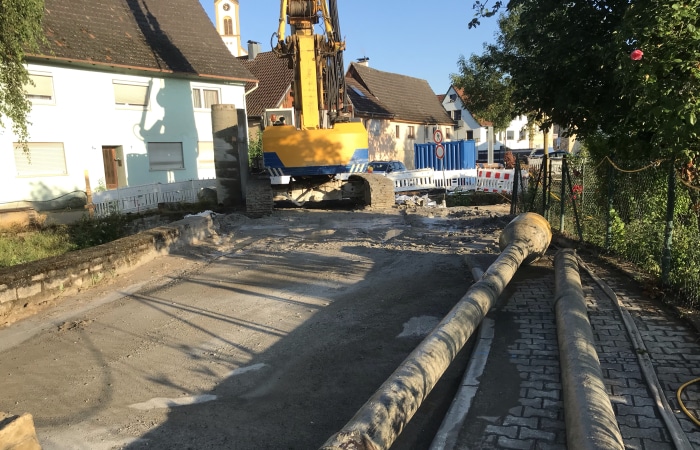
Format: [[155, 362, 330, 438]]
[[516, 155, 700, 308]]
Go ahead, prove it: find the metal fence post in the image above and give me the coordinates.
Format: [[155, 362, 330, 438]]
[[605, 158, 615, 251], [662, 157, 676, 286], [542, 155, 549, 217], [560, 156, 567, 231], [511, 154, 520, 215]]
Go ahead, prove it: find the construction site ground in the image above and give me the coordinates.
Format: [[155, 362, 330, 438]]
[[1, 203, 699, 449]]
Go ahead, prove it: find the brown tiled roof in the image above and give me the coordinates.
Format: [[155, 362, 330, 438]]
[[345, 78, 393, 119], [30, 0, 256, 83], [240, 51, 294, 117], [346, 63, 453, 125]]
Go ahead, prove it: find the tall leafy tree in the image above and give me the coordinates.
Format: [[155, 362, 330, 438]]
[[495, 1, 629, 139], [464, 0, 699, 162], [451, 51, 514, 132], [466, 0, 700, 281], [0, 0, 46, 147], [616, 0, 700, 160]]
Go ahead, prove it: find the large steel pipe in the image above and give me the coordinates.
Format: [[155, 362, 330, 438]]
[[554, 249, 624, 450], [320, 213, 552, 450]]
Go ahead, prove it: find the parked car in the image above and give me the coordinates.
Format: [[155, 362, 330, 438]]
[[367, 160, 407, 175], [527, 149, 570, 164], [548, 151, 569, 159], [528, 148, 547, 159]]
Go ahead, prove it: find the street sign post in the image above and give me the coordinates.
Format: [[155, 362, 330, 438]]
[[434, 129, 447, 206], [433, 129, 443, 144], [435, 144, 445, 160]]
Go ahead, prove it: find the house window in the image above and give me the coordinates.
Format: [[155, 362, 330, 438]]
[[113, 81, 150, 107], [395, 125, 400, 138], [224, 17, 233, 35], [147, 142, 184, 171], [192, 87, 220, 109], [453, 110, 462, 121], [407, 126, 415, 139], [467, 130, 474, 140], [23, 73, 55, 103], [506, 130, 515, 140], [449, 94, 457, 102], [13, 142, 67, 177], [446, 128, 452, 139]]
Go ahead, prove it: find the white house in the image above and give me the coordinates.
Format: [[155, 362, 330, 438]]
[[441, 85, 546, 154], [1, 0, 256, 209]]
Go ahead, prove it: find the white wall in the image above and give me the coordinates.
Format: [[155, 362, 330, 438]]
[[0, 63, 246, 206], [442, 86, 480, 142], [441, 86, 544, 152]]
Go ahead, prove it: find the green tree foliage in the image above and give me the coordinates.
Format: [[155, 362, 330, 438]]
[[616, 0, 700, 160], [0, 0, 46, 147], [464, 0, 699, 162], [451, 51, 514, 132]]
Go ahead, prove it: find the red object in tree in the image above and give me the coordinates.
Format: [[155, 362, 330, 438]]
[[630, 49, 644, 61]]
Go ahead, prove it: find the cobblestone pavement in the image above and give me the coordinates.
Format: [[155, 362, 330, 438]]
[[449, 250, 700, 450]]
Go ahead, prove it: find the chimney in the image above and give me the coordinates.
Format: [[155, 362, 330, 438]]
[[356, 56, 370, 67], [248, 40, 261, 60]]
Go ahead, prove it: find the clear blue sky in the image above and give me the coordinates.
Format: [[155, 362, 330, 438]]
[[198, 0, 500, 95]]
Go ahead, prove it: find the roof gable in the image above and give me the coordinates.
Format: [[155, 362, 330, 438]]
[[240, 51, 295, 116], [346, 63, 453, 124], [32, 0, 256, 83], [444, 85, 489, 128]]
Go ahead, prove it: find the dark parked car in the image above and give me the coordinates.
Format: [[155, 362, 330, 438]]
[[548, 151, 569, 159], [367, 160, 407, 175]]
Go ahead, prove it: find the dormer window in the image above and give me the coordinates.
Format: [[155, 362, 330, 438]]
[[449, 94, 457, 102]]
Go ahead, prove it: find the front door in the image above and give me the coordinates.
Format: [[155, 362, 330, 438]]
[[102, 146, 119, 190]]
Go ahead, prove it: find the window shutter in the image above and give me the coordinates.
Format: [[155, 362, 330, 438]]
[[147, 142, 184, 171], [14, 143, 67, 177], [114, 83, 149, 106], [24, 74, 54, 99]]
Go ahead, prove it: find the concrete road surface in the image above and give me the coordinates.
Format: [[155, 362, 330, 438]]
[[0, 206, 511, 449]]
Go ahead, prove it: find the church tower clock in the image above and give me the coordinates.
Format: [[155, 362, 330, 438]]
[[214, 0, 246, 57]]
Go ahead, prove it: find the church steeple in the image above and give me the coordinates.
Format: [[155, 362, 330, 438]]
[[214, 0, 247, 57]]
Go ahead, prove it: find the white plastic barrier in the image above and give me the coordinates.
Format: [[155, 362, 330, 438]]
[[92, 179, 216, 217], [387, 168, 527, 195], [386, 169, 435, 192], [432, 169, 478, 192], [475, 168, 527, 194]]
